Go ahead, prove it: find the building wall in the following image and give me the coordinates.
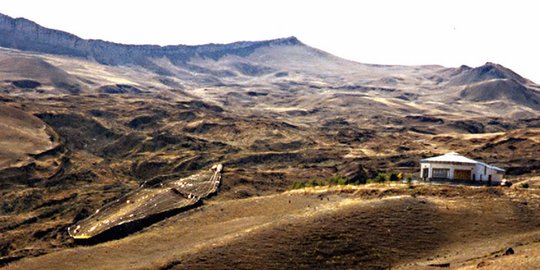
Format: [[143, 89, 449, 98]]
[[473, 164, 503, 182], [421, 162, 475, 179]]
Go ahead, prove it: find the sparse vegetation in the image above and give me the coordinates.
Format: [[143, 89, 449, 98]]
[[290, 175, 364, 189], [2, 11, 540, 270], [375, 173, 388, 183], [291, 181, 305, 189], [365, 172, 413, 184], [292, 172, 412, 188], [389, 172, 400, 181]]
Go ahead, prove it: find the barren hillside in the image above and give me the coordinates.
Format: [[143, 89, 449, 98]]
[[4, 185, 540, 270], [0, 12, 539, 269]]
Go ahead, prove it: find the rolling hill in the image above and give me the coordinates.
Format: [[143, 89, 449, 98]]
[[0, 55, 83, 93], [2, 12, 539, 117], [448, 62, 531, 86], [459, 78, 540, 110], [0, 11, 539, 269]]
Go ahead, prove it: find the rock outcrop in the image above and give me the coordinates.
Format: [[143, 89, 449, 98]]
[[0, 12, 301, 72]]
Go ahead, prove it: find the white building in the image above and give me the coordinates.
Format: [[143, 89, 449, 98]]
[[420, 152, 505, 183]]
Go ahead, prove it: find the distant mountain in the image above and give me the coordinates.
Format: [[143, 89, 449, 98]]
[[0, 12, 427, 80], [1, 12, 539, 116], [448, 62, 530, 86], [443, 62, 540, 110], [0, 12, 301, 73], [459, 79, 540, 110]]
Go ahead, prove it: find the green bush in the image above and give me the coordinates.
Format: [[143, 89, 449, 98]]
[[337, 177, 348, 185], [349, 177, 364, 185], [290, 175, 367, 190], [520, 182, 529, 189], [291, 181, 305, 189], [327, 176, 339, 185], [325, 176, 348, 186], [375, 173, 387, 183], [389, 172, 399, 181]]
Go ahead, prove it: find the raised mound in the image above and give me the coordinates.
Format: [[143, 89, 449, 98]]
[[0, 105, 58, 168], [449, 62, 530, 86], [459, 79, 540, 109], [5, 186, 540, 270], [0, 56, 81, 93], [97, 84, 142, 95], [0, 105, 64, 185]]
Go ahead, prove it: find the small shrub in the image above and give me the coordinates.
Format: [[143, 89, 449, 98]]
[[326, 176, 349, 186], [339, 178, 348, 185], [350, 177, 364, 185], [520, 182, 529, 189], [291, 181, 305, 189], [327, 176, 339, 185], [389, 172, 399, 181], [375, 173, 387, 183], [290, 175, 364, 189]]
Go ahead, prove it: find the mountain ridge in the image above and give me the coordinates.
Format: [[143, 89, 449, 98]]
[[459, 78, 540, 109], [448, 62, 531, 86], [0, 12, 303, 66], [1, 12, 539, 113]]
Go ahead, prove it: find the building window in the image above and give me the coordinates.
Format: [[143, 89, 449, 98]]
[[432, 168, 449, 178], [484, 166, 487, 174]]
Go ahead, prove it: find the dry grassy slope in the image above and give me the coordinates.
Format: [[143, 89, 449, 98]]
[[1, 90, 535, 264], [1, 45, 540, 264], [0, 55, 85, 94], [457, 242, 540, 270], [3, 185, 540, 270], [459, 79, 540, 110], [0, 104, 61, 174], [0, 27, 540, 266]]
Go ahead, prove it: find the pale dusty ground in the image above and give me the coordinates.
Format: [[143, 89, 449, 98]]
[[4, 184, 540, 270]]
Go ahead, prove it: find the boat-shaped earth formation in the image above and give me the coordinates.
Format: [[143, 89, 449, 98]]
[[68, 164, 223, 240]]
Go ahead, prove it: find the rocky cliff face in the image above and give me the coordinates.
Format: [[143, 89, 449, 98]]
[[0, 12, 301, 69]]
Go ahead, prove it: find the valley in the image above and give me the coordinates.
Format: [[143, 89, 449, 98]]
[[0, 12, 539, 269]]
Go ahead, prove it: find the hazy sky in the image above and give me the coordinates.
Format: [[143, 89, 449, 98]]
[[1, 0, 539, 82]]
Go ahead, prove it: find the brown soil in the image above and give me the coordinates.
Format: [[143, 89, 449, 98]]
[[1, 41, 540, 268], [3, 185, 540, 270], [1, 88, 539, 265]]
